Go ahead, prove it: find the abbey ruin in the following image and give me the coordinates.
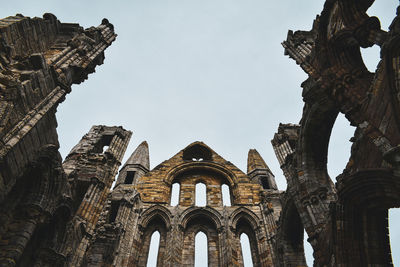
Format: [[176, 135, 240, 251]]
[[0, 1, 399, 266]]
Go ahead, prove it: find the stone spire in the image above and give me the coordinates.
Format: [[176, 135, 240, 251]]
[[247, 149, 272, 174], [247, 149, 277, 190], [115, 141, 150, 187], [123, 141, 150, 170]]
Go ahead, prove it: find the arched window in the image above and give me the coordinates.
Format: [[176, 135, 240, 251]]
[[221, 184, 231, 206], [327, 113, 355, 183], [195, 231, 208, 267], [146, 231, 160, 267], [170, 183, 180, 206], [240, 233, 254, 267], [195, 183, 206, 206]]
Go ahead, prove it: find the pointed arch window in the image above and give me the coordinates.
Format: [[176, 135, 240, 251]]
[[170, 183, 180, 206], [195, 183, 206, 206], [240, 233, 254, 267], [195, 231, 208, 267], [221, 184, 231, 206], [146, 231, 160, 267]]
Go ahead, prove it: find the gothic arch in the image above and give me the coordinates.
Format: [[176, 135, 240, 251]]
[[181, 207, 222, 266], [136, 205, 172, 266], [297, 96, 339, 188], [165, 161, 237, 188], [277, 197, 308, 267], [230, 207, 260, 232], [230, 208, 262, 267], [179, 206, 223, 230], [139, 205, 172, 230]]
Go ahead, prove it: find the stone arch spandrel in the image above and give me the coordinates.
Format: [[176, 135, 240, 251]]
[[230, 207, 261, 232], [165, 162, 238, 188], [179, 206, 223, 230], [139, 205, 172, 230]]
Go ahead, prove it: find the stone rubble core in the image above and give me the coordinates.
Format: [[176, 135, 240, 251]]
[[0, 1, 400, 266]]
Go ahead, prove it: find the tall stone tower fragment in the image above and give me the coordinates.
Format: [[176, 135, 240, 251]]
[[62, 126, 131, 266], [0, 14, 118, 267]]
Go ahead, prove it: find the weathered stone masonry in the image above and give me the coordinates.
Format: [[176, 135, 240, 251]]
[[1, 1, 400, 266], [0, 14, 123, 267], [274, 1, 400, 266], [84, 141, 282, 267]]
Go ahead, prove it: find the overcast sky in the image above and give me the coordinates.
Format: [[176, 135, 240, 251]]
[[1, 1, 399, 266]]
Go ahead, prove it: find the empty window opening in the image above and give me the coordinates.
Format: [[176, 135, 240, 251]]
[[98, 134, 114, 154], [125, 171, 135, 184], [304, 230, 314, 266], [389, 208, 400, 266], [240, 233, 254, 267], [260, 177, 270, 189], [183, 144, 212, 161], [109, 202, 119, 223], [221, 184, 231, 206], [195, 183, 207, 207], [327, 113, 355, 182], [146, 231, 160, 267], [170, 183, 180, 206], [360, 46, 380, 73], [102, 145, 109, 153], [195, 231, 208, 267]]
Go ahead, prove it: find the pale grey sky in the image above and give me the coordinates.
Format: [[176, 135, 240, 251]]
[[1, 1, 398, 266]]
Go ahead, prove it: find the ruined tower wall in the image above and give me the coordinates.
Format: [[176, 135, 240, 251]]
[[0, 14, 118, 267], [276, 1, 400, 266]]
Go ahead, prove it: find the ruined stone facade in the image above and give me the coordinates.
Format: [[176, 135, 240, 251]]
[[83, 141, 281, 267], [0, 14, 128, 266], [273, 1, 400, 266], [0, 0, 400, 266]]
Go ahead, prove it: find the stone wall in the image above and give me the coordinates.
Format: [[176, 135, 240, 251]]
[[84, 142, 282, 266], [275, 1, 400, 266], [0, 14, 119, 267]]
